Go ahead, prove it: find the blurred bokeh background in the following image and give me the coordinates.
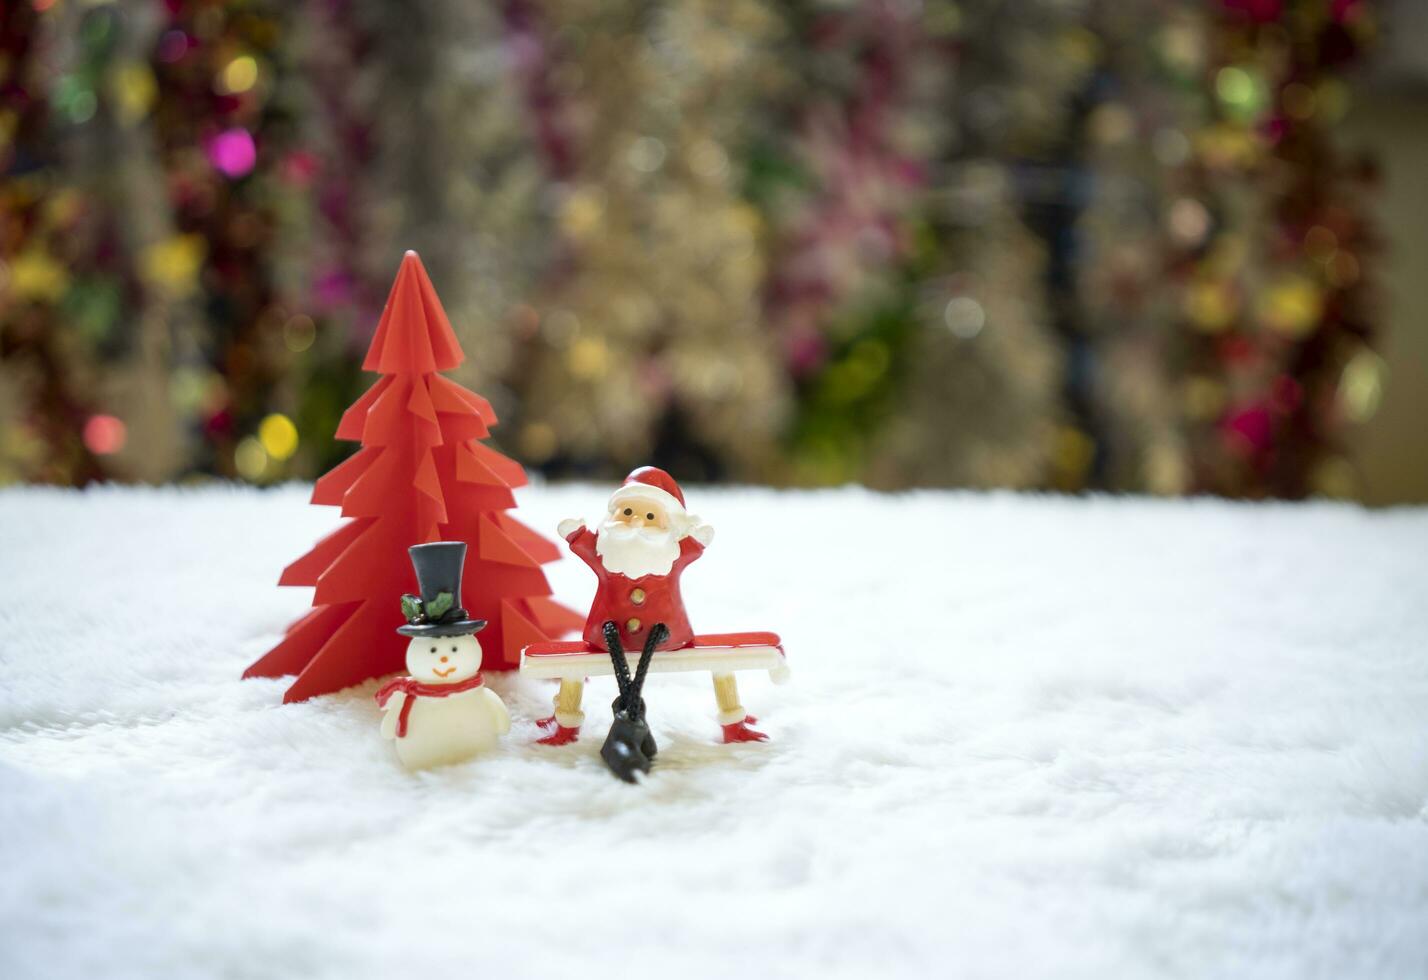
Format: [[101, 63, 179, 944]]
[[2, 0, 1424, 501]]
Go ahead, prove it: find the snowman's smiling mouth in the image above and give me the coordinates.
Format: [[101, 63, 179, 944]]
[[432, 666, 456, 678]]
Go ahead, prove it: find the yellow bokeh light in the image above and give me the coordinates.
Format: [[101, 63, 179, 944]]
[[219, 55, 259, 95], [44, 188, 83, 226], [258, 413, 299, 461], [1144, 442, 1189, 497], [559, 192, 604, 240], [234, 436, 269, 481], [1197, 123, 1260, 169], [1183, 280, 1238, 333], [1339, 348, 1385, 423], [140, 234, 206, 297], [111, 63, 157, 124], [1258, 276, 1322, 339], [567, 336, 610, 380], [9, 250, 69, 302]]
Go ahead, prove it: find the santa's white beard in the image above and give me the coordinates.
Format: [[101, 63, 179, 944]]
[[595, 519, 681, 578]]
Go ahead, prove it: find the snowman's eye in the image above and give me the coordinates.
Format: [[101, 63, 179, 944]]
[[429, 646, 436, 653], [451, 645, 458, 653]]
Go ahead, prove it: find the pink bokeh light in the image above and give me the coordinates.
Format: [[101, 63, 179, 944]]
[[82, 415, 127, 455], [208, 128, 256, 178]]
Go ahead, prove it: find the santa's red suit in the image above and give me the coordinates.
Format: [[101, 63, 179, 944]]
[[566, 529, 702, 651]]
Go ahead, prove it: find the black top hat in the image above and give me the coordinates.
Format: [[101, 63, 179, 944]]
[[396, 541, 487, 637]]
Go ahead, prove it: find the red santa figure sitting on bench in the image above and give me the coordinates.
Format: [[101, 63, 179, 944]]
[[529, 466, 786, 746]]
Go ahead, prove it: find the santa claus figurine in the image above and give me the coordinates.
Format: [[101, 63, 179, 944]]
[[536, 466, 770, 746]]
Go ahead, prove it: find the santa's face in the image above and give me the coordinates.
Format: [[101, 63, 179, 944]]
[[596, 497, 681, 578], [405, 634, 482, 685], [611, 498, 671, 531]]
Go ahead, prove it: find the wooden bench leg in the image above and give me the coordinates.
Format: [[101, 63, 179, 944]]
[[714, 672, 769, 742], [536, 677, 585, 745], [713, 672, 745, 726], [554, 677, 585, 729]]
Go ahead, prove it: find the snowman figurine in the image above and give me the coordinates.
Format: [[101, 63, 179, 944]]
[[375, 542, 510, 770]]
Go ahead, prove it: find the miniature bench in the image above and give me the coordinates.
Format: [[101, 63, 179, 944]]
[[520, 631, 791, 683]]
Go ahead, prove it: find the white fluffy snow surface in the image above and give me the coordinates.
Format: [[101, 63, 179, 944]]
[[2, 484, 1427, 980]]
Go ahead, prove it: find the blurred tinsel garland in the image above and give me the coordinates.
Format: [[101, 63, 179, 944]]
[[0, 0, 1380, 498], [1078, 0, 1380, 497]]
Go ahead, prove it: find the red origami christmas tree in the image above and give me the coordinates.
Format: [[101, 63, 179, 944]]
[[245, 251, 582, 702]]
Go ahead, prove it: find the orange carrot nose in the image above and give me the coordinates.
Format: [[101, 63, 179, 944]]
[[440, 656, 449, 663]]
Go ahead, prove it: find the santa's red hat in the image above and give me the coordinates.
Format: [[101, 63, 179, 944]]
[[608, 466, 686, 519]]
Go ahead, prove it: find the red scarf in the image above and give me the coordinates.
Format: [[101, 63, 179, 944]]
[[375, 673, 485, 738]]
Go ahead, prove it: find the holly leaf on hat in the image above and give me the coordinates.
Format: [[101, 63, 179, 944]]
[[400, 594, 424, 622], [427, 591, 454, 620]]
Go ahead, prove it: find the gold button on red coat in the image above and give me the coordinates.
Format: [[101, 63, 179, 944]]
[[626, 618, 642, 634], [630, 588, 646, 605]]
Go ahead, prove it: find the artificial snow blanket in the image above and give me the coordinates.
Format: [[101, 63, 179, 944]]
[[1, 484, 1426, 979]]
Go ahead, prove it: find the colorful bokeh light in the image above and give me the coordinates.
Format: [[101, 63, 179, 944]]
[[208, 128, 256, 178], [258, 413, 299, 461], [82, 415, 126, 455]]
